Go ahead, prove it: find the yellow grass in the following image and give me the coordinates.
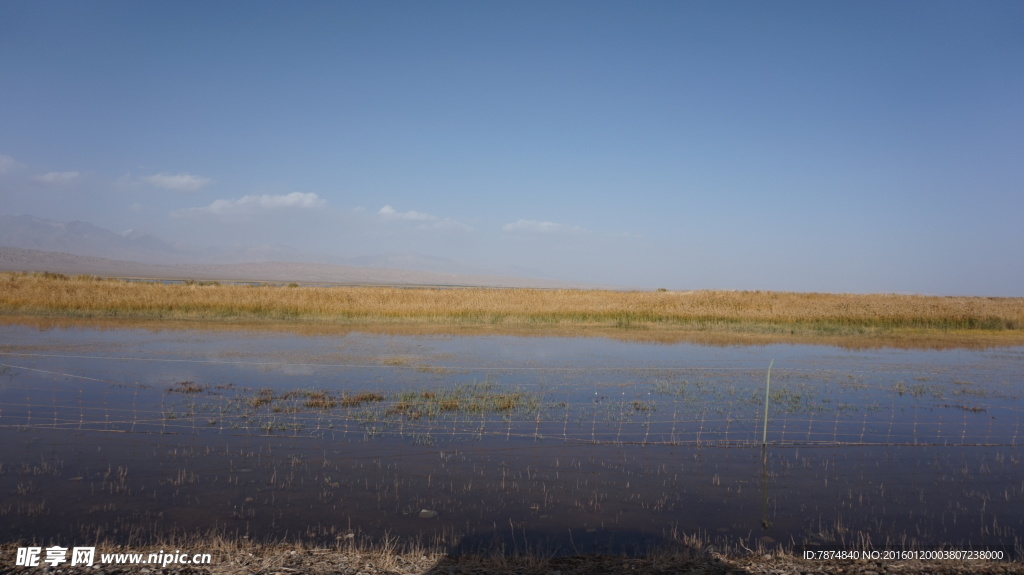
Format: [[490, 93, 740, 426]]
[[2, 272, 1023, 340]]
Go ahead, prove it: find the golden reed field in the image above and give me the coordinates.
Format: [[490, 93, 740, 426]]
[[2, 272, 1023, 342]]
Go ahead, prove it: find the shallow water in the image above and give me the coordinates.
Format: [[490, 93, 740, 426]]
[[0, 322, 1021, 554]]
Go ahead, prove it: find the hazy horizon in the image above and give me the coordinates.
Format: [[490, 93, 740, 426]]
[[2, 1, 1022, 296]]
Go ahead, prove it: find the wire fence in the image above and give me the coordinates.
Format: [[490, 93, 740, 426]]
[[0, 351, 1021, 449]]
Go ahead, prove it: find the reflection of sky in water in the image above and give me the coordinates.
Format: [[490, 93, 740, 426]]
[[0, 323, 1022, 552]]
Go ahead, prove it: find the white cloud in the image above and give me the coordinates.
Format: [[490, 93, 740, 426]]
[[419, 219, 473, 232], [377, 205, 472, 232], [378, 205, 435, 221], [502, 219, 585, 234], [33, 171, 80, 184], [144, 172, 211, 192], [0, 154, 22, 174], [184, 192, 326, 216]]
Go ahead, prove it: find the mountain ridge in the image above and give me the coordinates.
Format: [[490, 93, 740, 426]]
[[0, 246, 593, 289], [0, 214, 604, 288]]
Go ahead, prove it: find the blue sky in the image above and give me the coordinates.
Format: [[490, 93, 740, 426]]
[[2, 1, 1022, 294]]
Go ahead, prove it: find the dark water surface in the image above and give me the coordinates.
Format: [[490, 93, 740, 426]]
[[0, 322, 1021, 554]]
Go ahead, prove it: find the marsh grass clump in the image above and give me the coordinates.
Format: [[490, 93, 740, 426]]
[[189, 381, 544, 437], [167, 380, 204, 394], [654, 378, 707, 399], [433, 382, 535, 415], [385, 399, 424, 420], [768, 387, 810, 413], [340, 391, 385, 407], [943, 404, 987, 413], [631, 400, 653, 412], [250, 388, 276, 408], [302, 391, 336, 409], [379, 383, 539, 421]]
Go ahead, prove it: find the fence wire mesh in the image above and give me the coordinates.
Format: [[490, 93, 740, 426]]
[[1, 351, 1020, 449]]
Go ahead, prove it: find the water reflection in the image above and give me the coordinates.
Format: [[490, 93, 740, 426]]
[[5, 314, 1024, 350], [0, 321, 1021, 554]]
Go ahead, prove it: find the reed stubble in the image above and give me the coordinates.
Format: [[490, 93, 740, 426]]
[[2, 272, 1022, 337]]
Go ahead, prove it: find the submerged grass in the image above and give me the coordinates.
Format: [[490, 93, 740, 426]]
[[386, 382, 537, 420], [3, 272, 1024, 339], [223, 382, 539, 425]]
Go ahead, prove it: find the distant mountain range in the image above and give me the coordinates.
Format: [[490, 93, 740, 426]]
[[0, 214, 587, 288], [0, 214, 186, 262], [0, 214, 330, 265]]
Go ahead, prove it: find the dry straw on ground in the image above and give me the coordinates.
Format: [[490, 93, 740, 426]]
[[0, 540, 1020, 575], [2, 272, 1023, 340]]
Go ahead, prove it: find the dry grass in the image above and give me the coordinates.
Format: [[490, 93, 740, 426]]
[[1, 537, 1019, 575], [2, 272, 1023, 338]]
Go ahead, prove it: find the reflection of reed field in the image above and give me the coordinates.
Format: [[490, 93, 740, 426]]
[[0, 323, 1022, 556], [3, 272, 1024, 340]]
